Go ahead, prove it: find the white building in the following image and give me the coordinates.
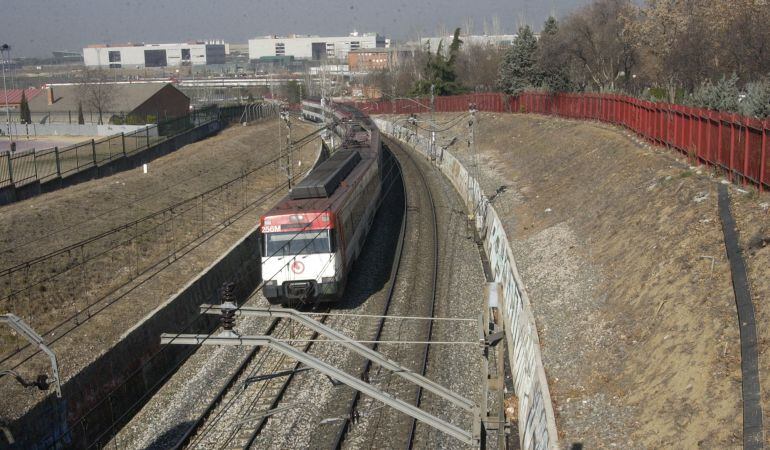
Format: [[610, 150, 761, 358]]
[[248, 32, 387, 61], [420, 34, 518, 53], [83, 42, 227, 68]]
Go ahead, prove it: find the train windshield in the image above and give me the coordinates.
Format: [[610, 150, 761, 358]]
[[264, 230, 331, 256]]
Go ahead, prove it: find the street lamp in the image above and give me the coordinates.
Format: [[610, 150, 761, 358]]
[[1, 43, 12, 143]]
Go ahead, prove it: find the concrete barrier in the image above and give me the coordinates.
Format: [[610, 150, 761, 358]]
[[375, 118, 559, 450], [8, 122, 156, 138], [10, 224, 263, 449], [8, 120, 310, 448]]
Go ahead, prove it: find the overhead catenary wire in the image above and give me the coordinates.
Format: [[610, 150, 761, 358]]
[[0, 124, 289, 272], [173, 135, 408, 448], [1, 112, 328, 367], [268, 339, 477, 345], [2, 175, 299, 371], [48, 109, 396, 448], [0, 117, 323, 281], [300, 311, 476, 322], [179, 121, 404, 448], [1, 108, 279, 256]]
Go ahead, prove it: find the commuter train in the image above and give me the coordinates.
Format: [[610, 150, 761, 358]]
[[300, 99, 325, 123], [260, 101, 382, 304]]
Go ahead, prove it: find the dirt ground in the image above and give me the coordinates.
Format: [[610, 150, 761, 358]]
[[0, 118, 320, 421], [382, 112, 769, 447]]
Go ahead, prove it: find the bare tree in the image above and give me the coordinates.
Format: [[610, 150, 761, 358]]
[[457, 42, 506, 92], [367, 48, 430, 99], [627, 0, 769, 98], [78, 69, 115, 124], [719, 0, 770, 82], [463, 17, 474, 37], [559, 0, 638, 92], [491, 16, 502, 36]]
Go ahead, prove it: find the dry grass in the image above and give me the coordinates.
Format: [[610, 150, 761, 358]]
[[379, 112, 768, 448]]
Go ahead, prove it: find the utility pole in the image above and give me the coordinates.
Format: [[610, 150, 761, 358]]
[[1, 44, 12, 143], [281, 109, 293, 189], [468, 102, 479, 218], [430, 84, 436, 160]]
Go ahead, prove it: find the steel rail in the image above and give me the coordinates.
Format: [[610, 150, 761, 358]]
[[170, 317, 282, 449], [394, 137, 441, 450], [329, 138, 441, 449], [225, 314, 328, 449], [328, 144, 410, 448]]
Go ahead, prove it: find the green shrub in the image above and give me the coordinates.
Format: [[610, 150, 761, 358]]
[[688, 74, 740, 113], [739, 80, 770, 118]]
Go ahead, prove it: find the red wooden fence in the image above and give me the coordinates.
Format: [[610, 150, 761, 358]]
[[350, 92, 770, 191]]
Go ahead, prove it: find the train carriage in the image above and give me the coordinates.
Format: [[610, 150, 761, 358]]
[[260, 104, 382, 304], [301, 99, 325, 123]]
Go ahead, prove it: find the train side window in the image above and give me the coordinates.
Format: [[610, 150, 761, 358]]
[[329, 229, 337, 252]]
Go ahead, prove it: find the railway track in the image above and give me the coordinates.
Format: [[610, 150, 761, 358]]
[[172, 145, 410, 450], [398, 138, 440, 449], [123, 135, 472, 449], [175, 308, 329, 450], [311, 138, 440, 449]]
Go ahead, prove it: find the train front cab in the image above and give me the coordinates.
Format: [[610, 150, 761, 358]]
[[260, 212, 344, 304]]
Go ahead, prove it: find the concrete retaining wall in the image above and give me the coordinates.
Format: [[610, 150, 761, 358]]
[[8, 122, 157, 138], [11, 223, 264, 449], [375, 118, 559, 450]]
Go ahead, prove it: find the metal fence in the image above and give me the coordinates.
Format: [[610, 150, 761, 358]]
[[0, 125, 158, 188], [352, 92, 770, 192], [0, 103, 277, 190]]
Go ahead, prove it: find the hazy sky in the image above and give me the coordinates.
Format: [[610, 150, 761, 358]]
[[3, 0, 593, 57]]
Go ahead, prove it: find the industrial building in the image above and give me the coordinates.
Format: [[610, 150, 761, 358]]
[[346, 47, 421, 73], [52, 51, 84, 63], [83, 42, 227, 68], [248, 32, 388, 62]]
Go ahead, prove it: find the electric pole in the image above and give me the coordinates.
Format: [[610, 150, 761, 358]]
[[1, 44, 12, 143], [281, 109, 293, 189], [430, 84, 436, 160]]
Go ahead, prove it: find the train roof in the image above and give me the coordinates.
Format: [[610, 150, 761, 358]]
[[264, 103, 380, 222], [290, 149, 361, 200], [263, 140, 378, 219]]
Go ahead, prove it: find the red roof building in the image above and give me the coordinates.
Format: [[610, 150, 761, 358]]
[[0, 88, 43, 109]]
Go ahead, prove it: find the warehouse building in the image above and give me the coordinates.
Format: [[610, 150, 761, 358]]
[[83, 42, 226, 68], [27, 83, 190, 124], [0, 88, 43, 112], [249, 32, 388, 62]]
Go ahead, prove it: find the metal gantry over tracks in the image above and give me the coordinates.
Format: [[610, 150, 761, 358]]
[[162, 286, 508, 448]]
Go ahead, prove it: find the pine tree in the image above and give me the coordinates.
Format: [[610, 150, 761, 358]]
[[537, 17, 573, 92], [412, 28, 466, 96], [497, 25, 541, 94], [19, 90, 31, 124], [77, 101, 85, 125]]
